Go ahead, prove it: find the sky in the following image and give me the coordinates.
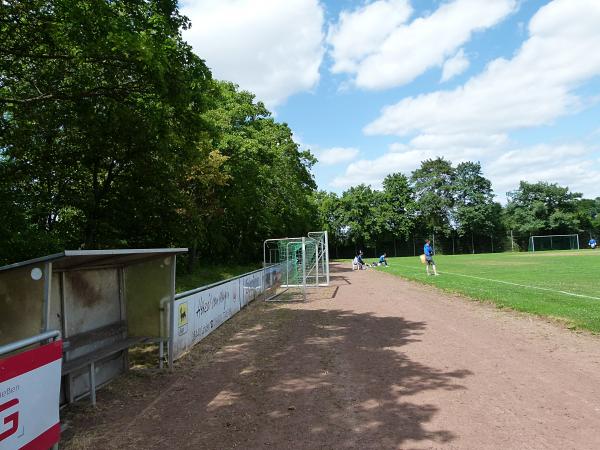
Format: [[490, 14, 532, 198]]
[[180, 0, 600, 200]]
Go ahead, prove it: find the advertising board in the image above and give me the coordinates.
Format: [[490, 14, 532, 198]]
[[0, 341, 62, 450], [173, 278, 241, 358]]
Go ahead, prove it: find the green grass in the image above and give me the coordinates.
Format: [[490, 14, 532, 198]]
[[176, 263, 260, 293], [374, 250, 600, 332]]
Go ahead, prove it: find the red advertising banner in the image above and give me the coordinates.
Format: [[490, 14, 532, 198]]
[[0, 341, 62, 450]]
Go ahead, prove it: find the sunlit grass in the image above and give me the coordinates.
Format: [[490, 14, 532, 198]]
[[375, 250, 600, 332]]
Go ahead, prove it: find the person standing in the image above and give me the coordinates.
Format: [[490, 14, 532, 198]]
[[424, 239, 438, 276]]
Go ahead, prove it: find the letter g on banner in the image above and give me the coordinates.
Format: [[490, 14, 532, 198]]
[[0, 398, 19, 442]]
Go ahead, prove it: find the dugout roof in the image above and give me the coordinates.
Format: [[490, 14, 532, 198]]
[[0, 248, 188, 273]]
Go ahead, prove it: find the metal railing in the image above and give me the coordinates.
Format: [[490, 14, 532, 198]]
[[0, 330, 61, 357]]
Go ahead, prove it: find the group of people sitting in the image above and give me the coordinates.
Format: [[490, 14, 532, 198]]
[[352, 251, 388, 270]]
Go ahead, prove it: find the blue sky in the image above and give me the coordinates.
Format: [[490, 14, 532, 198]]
[[181, 0, 600, 200]]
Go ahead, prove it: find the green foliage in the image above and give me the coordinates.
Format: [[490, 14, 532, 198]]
[[381, 173, 415, 241], [338, 184, 385, 248], [318, 159, 506, 255], [313, 191, 343, 244], [0, 1, 317, 267], [575, 198, 600, 236], [505, 181, 581, 235], [200, 81, 317, 262], [453, 162, 503, 240], [410, 157, 455, 236]]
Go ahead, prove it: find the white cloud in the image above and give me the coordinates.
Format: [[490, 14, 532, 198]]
[[328, 0, 516, 90], [327, 0, 413, 74], [331, 149, 428, 189], [365, 0, 600, 135], [331, 136, 600, 200], [330, 133, 493, 189], [181, 0, 325, 108], [486, 144, 600, 198], [317, 147, 359, 166], [440, 49, 470, 82], [408, 133, 508, 150]]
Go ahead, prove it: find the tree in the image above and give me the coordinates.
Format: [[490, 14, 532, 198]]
[[575, 198, 600, 237], [1, 0, 215, 255], [410, 157, 455, 236], [338, 184, 385, 251], [200, 81, 317, 261], [453, 162, 502, 252], [381, 173, 415, 241], [1, 1, 319, 268], [505, 181, 581, 236], [313, 191, 344, 256]]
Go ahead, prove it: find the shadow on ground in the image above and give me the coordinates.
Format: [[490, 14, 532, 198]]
[[62, 279, 471, 449]]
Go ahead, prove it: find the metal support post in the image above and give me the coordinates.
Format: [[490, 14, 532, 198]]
[[89, 361, 96, 406], [315, 240, 319, 288], [168, 255, 176, 370], [159, 339, 164, 369], [301, 238, 307, 302], [324, 231, 330, 286], [42, 262, 53, 332]]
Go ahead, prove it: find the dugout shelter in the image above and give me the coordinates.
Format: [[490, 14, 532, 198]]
[[0, 248, 186, 405]]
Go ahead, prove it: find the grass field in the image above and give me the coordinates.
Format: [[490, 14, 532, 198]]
[[176, 263, 260, 293], [372, 250, 600, 332]]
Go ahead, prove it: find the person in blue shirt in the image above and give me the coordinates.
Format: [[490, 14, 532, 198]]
[[424, 239, 438, 276], [379, 253, 388, 266], [354, 250, 366, 270], [590, 238, 597, 249]]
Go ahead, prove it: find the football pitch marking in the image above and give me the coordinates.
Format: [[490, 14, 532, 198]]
[[388, 264, 600, 301]]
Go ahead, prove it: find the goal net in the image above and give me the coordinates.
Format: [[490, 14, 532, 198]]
[[263, 231, 330, 302], [528, 234, 579, 252]]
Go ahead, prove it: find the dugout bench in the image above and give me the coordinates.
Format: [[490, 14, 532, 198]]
[[0, 248, 186, 406]]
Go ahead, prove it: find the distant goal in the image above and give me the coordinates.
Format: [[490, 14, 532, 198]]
[[263, 231, 330, 302], [528, 234, 580, 252]]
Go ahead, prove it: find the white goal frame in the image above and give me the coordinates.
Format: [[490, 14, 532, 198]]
[[262, 231, 330, 302], [529, 234, 580, 252]]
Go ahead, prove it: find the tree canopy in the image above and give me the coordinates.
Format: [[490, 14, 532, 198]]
[[316, 160, 597, 257], [0, 0, 318, 266], [2, 1, 598, 266]]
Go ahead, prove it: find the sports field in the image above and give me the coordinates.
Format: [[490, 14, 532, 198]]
[[378, 250, 600, 332], [61, 262, 600, 449]]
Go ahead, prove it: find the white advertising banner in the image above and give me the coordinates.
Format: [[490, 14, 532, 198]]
[[172, 268, 283, 360], [173, 277, 242, 359], [264, 265, 281, 290], [240, 271, 264, 307], [0, 341, 62, 450]]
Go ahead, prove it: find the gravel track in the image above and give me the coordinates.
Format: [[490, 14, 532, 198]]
[[63, 262, 600, 449]]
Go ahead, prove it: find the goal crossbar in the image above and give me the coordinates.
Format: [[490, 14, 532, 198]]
[[528, 234, 579, 252]]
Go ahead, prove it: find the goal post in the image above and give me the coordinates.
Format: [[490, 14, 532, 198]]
[[528, 234, 580, 252], [263, 231, 330, 301]]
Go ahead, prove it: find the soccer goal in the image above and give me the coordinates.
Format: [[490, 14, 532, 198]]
[[263, 231, 330, 302], [528, 234, 580, 252]]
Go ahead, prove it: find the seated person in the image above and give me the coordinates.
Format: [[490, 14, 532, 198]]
[[379, 253, 388, 266], [590, 238, 597, 249], [357, 251, 366, 269]]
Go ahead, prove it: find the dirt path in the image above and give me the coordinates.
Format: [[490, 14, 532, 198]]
[[63, 263, 600, 449]]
